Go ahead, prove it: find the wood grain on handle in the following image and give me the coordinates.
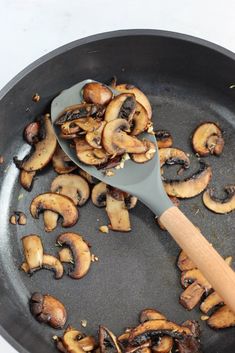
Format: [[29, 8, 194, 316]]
[[159, 206, 235, 313]]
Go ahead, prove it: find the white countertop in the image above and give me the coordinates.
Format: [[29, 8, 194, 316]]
[[1, 0, 235, 351]]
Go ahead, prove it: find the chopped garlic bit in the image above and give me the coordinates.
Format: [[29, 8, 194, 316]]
[[201, 315, 209, 321], [147, 123, 154, 134], [104, 170, 115, 177], [81, 320, 87, 328], [115, 153, 130, 169], [99, 225, 109, 233]]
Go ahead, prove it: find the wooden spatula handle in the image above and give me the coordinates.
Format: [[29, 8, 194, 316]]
[[159, 206, 235, 313]]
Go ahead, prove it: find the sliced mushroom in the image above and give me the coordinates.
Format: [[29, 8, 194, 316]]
[[207, 305, 235, 329], [104, 93, 136, 122], [30, 193, 79, 228], [51, 174, 90, 206], [79, 169, 98, 184], [200, 256, 232, 314], [131, 140, 156, 163], [131, 103, 149, 136], [175, 335, 202, 353], [180, 282, 205, 311], [14, 114, 57, 171], [99, 326, 122, 353], [106, 187, 131, 232], [42, 254, 64, 279], [177, 250, 196, 271], [43, 210, 59, 232], [155, 130, 173, 149], [62, 327, 96, 353], [125, 194, 138, 209], [151, 337, 174, 353], [61, 117, 102, 135], [157, 196, 180, 230], [58, 248, 74, 263], [19, 170, 36, 191], [83, 82, 113, 105], [55, 103, 105, 125], [139, 309, 167, 323], [180, 268, 212, 310], [91, 182, 107, 207], [159, 148, 190, 170], [115, 84, 152, 120], [192, 122, 224, 156], [74, 138, 108, 166], [57, 232, 91, 279], [202, 185, 235, 214], [10, 211, 27, 225], [52, 145, 77, 174], [128, 320, 191, 345], [163, 162, 212, 198], [102, 119, 147, 155], [86, 121, 106, 149], [30, 292, 67, 329], [22, 235, 43, 272], [23, 121, 41, 145]]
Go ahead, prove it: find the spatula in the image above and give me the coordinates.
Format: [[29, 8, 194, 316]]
[[51, 80, 235, 313]]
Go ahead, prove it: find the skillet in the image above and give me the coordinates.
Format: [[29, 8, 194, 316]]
[[0, 29, 234, 353]]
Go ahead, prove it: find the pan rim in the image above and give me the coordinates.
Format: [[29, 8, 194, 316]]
[[0, 28, 235, 353]]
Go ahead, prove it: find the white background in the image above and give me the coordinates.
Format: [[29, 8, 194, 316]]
[[1, 0, 235, 352]]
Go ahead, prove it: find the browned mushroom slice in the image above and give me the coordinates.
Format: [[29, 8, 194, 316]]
[[131, 103, 149, 136], [43, 210, 59, 232], [128, 320, 191, 344], [91, 182, 107, 207], [139, 309, 167, 323], [86, 121, 106, 149], [180, 282, 205, 310], [163, 162, 212, 198], [202, 185, 235, 214], [55, 103, 105, 125], [155, 130, 173, 149], [83, 82, 113, 105], [30, 193, 79, 228], [104, 93, 136, 122], [106, 187, 131, 232], [42, 254, 64, 279], [19, 170, 36, 191], [177, 250, 196, 271], [51, 174, 90, 206], [74, 138, 108, 166], [58, 248, 74, 263], [102, 119, 147, 155], [62, 327, 96, 353], [200, 256, 232, 313], [151, 337, 174, 353], [61, 117, 102, 135], [79, 169, 98, 184], [57, 232, 91, 279], [131, 141, 156, 163], [207, 305, 235, 329], [14, 114, 57, 171], [99, 326, 122, 353], [175, 335, 202, 353], [22, 234, 43, 272], [23, 121, 41, 145], [159, 148, 190, 170], [30, 292, 67, 329], [115, 84, 152, 120], [192, 122, 224, 156], [52, 145, 77, 174], [181, 268, 212, 290]]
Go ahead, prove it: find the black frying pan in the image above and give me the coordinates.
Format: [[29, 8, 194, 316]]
[[0, 30, 234, 353]]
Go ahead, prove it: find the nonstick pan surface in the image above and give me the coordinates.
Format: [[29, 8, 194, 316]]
[[0, 30, 234, 353]]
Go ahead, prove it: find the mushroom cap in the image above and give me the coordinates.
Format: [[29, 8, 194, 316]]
[[192, 122, 224, 156]]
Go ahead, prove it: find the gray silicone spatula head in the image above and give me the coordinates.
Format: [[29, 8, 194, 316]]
[[51, 80, 172, 216]]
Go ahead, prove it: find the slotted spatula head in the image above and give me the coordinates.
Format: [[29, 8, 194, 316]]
[[51, 80, 172, 216]]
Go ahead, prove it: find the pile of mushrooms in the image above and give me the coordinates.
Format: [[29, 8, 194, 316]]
[[177, 250, 235, 329], [21, 232, 91, 280], [54, 308, 202, 353], [55, 81, 157, 169]]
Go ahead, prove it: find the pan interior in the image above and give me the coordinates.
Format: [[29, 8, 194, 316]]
[[0, 33, 234, 353]]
